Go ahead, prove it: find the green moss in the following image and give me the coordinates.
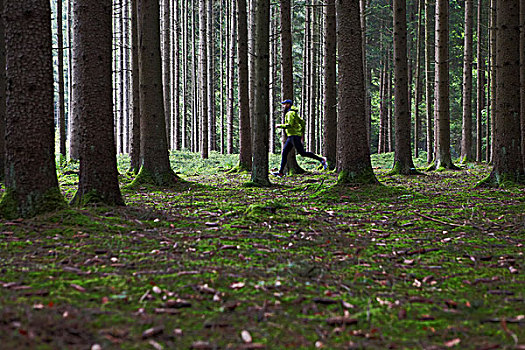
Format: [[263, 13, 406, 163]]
[[226, 163, 251, 174], [127, 166, 180, 188], [476, 170, 525, 188], [70, 189, 124, 207], [387, 161, 424, 176], [0, 187, 66, 219], [337, 169, 379, 185]]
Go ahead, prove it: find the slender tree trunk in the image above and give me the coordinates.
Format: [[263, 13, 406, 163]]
[[413, 0, 423, 158], [461, 0, 474, 162], [425, 0, 434, 163], [162, 0, 171, 149], [1, 0, 65, 218], [431, 0, 457, 170], [227, 0, 237, 154], [237, 0, 252, 170], [207, 0, 215, 153], [119, 0, 126, 154], [281, 0, 305, 174], [480, 0, 524, 185], [199, 0, 209, 159], [219, 0, 225, 153], [0, 0, 6, 181], [336, 0, 377, 185], [182, 0, 188, 150], [250, 0, 271, 186], [378, 54, 386, 153], [191, 2, 198, 152], [489, 0, 496, 162], [68, 0, 80, 160], [476, 0, 484, 162], [173, 0, 180, 150], [71, 0, 124, 206], [521, 0, 525, 170], [133, 0, 178, 186], [323, 0, 336, 169], [360, 0, 370, 143], [57, 0, 67, 158], [308, 2, 317, 153], [391, 0, 418, 174], [130, 0, 141, 173], [385, 64, 388, 152]]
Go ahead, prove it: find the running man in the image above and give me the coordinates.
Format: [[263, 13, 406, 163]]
[[272, 100, 327, 177]]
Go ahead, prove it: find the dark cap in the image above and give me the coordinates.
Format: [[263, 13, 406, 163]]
[[281, 99, 293, 105]]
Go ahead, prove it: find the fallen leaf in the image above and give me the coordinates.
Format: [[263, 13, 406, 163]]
[[444, 338, 461, 347], [230, 282, 245, 289], [142, 326, 164, 339], [241, 330, 252, 343], [70, 284, 86, 293], [148, 340, 163, 350], [326, 316, 358, 326]]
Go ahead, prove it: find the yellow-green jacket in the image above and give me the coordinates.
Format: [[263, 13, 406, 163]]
[[276, 106, 305, 136]]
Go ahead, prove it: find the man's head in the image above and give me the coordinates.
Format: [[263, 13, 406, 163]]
[[281, 99, 293, 110]]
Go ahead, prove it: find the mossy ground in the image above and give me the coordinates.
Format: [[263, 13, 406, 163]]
[[0, 151, 523, 349]]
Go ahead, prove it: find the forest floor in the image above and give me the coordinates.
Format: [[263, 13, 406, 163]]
[[0, 152, 524, 350]]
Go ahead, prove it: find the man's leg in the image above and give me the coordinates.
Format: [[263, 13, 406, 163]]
[[291, 136, 324, 162], [278, 137, 294, 174]]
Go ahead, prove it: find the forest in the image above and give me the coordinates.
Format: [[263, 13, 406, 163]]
[[0, 0, 524, 348]]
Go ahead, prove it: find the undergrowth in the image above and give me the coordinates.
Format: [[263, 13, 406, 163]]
[[0, 152, 523, 349]]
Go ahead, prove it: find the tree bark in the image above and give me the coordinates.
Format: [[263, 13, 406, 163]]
[[323, 0, 337, 169], [425, 0, 434, 163], [207, 0, 215, 153], [162, 0, 171, 149], [237, 0, 252, 170], [521, 0, 525, 170], [480, 0, 524, 185], [336, 0, 377, 185], [391, 0, 418, 174], [280, 0, 305, 174], [476, 0, 484, 162], [431, 0, 457, 170], [130, 0, 141, 173], [308, 2, 317, 153], [173, 0, 180, 150], [250, 0, 271, 187], [413, 0, 423, 158], [57, 0, 67, 158], [0, 0, 5, 182], [461, 0, 474, 162], [489, 0, 496, 162], [227, 0, 237, 154], [132, 0, 178, 186], [1, 0, 65, 217], [71, 0, 124, 206], [199, 0, 209, 159]]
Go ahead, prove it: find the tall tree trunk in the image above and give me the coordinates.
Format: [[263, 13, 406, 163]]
[[162, 0, 171, 149], [323, 0, 337, 169], [119, 0, 125, 154], [431, 0, 457, 170], [425, 0, 434, 163], [308, 2, 317, 153], [476, 0, 484, 162], [281, 0, 305, 174], [378, 54, 386, 153], [461, 0, 474, 162], [133, 0, 178, 186], [0, 0, 5, 181], [68, 0, 80, 160], [413, 0, 423, 158], [391, 0, 418, 174], [227, 0, 237, 154], [182, 0, 188, 150], [480, 0, 524, 185], [207, 0, 215, 153], [71, 0, 124, 206], [199, 0, 209, 159], [57, 0, 67, 158], [387, 63, 393, 152], [250, 0, 271, 187], [191, 2, 198, 152], [360, 0, 370, 143], [336, 0, 377, 185], [1, 0, 65, 218], [489, 0, 496, 162], [130, 0, 141, 173], [521, 0, 525, 170], [237, 0, 252, 170], [173, 0, 180, 150]]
